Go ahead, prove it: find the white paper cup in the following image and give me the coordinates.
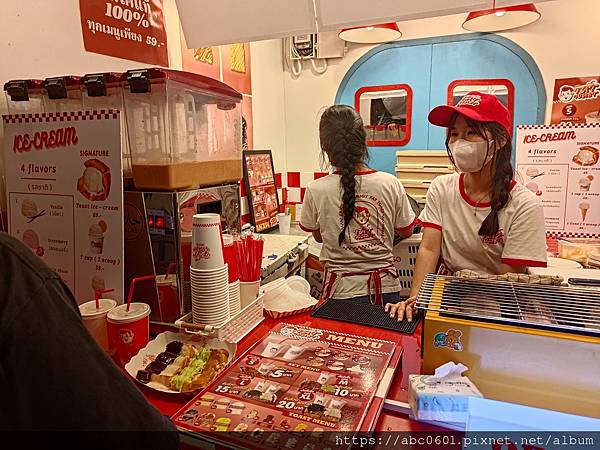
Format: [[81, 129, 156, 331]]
[[261, 341, 285, 358], [585, 111, 600, 124], [277, 213, 291, 235], [192, 214, 225, 270], [229, 281, 241, 315], [79, 299, 117, 352], [282, 345, 305, 361], [240, 280, 260, 309]]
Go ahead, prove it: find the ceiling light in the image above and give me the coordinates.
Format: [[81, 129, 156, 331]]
[[463, 2, 541, 32], [339, 23, 402, 44]]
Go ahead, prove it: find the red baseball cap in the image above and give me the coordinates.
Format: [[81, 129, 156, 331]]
[[428, 91, 512, 135]]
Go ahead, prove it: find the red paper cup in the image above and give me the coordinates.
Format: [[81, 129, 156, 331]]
[[107, 303, 151, 366], [156, 275, 180, 323], [222, 234, 239, 283], [181, 232, 192, 282]]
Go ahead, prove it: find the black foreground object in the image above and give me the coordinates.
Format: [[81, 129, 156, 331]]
[[311, 299, 421, 334]]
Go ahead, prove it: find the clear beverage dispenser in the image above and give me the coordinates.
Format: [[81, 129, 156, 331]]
[[3, 79, 43, 114], [41, 76, 83, 112], [81, 72, 133, 187], [123, 68, 243, 190]]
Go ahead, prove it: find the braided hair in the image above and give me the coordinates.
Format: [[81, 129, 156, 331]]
[[319, 105, 369, 245], [445, 114, 514, 237]]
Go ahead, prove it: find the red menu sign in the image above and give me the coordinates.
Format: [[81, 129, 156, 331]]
[[79, 0, 168, 67], [551, 76, 600, 125], [173, 323, 396, 448]]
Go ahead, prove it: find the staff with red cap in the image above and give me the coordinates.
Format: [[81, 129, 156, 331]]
[[386, 91, 547, 321]]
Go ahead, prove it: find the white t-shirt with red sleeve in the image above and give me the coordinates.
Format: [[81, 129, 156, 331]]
[[300, 170, 416, 299], [419, 173, 547, 274]]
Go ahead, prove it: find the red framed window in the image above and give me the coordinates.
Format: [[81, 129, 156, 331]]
[[354, 84, 413, 147], [448, 79, 515, 127]]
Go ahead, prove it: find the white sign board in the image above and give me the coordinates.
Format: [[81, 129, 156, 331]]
[[516, 124, 600, 238], [2, 111, 124, 304]]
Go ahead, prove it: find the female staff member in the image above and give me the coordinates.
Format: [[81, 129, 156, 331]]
[[386, 92, 547, 321], [300, 105, 416, 304]]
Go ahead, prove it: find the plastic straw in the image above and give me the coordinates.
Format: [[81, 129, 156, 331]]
[[127, 275, 155, 312], [95, 288, 115, 310], [164, 261, 176, 280]]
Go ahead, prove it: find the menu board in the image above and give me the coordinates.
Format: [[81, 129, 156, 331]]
[[516, 123, 600, 237], [173, 323, 396, 448], [243, 150, 280, 233], [551, 76, 600, 125], [2, 111, 124, 303]]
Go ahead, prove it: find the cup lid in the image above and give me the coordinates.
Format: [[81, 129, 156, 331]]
[[156, 274, 177, 285], [107, 303, 151, 324], [79, 299, 117, 318]]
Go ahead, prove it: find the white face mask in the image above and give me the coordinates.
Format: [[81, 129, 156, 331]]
[[449, 139, 494, 173]]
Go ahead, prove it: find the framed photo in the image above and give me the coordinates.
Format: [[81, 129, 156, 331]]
[[242, 150, 280, 233]]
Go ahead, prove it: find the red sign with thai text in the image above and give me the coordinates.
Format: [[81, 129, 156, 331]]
[[79, 0, 168, 67]]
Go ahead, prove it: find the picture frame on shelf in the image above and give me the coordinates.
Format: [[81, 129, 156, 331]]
[[242, 150, 280, 233]]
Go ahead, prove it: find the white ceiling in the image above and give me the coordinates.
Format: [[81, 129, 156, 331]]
[[177, 0, 557, 48]]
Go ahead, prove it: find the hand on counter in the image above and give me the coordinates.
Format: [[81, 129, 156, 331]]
[[385, 296, 417, 322]]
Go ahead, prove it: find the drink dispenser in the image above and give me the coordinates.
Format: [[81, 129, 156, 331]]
[[41, 76, 83, 112], [123, 68, 243, 191], [3, 79, 43, 114], [81, 72, 133, 187]]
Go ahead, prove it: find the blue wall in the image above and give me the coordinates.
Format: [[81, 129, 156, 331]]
[[336, 33, 546, 174]]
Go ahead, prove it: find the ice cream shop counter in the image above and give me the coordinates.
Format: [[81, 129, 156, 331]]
[[134, 269, 600, 449], [139, 306, 429, 449]]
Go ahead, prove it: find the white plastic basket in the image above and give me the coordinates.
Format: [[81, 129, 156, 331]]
[[175, 293, 264, 343], [392, 233, 422, 297]]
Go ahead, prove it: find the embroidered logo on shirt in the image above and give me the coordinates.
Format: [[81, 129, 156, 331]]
[[456, 94, 482, 107], [339, 195, 385, 251], [480, 229, 505, 246]]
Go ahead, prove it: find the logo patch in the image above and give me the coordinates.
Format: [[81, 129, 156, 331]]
[[434, 329, 463, 351]]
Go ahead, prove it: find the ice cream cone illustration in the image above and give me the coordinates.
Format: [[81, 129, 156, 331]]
[[92, 275, 106, 293], [579, 201, 590, 222]]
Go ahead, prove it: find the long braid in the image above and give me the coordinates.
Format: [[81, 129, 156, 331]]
[[479, 135, 513, 236], [319, 105, 369, 245]]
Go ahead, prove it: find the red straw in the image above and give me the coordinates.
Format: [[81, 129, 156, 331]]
[[95, 288, 115, 310], [127, 275, 155, 312], [164, 261, 176, 280]]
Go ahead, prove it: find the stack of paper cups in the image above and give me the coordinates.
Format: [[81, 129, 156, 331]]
[[190, 264, 230, 326], [228, 280, 241, 316], [191, 214, 224, 270]]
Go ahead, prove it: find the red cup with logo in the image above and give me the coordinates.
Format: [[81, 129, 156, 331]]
[[107, 303, 151, 366]]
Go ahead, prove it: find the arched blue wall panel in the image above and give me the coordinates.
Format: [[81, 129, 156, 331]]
[[336, 33, 546, 175]]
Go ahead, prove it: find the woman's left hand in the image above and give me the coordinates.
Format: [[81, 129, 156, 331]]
[[385, 296, 417, 322]]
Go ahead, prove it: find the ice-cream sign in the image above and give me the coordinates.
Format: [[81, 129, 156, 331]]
[[2, 111, 124, 304], [516, 123, 600, 238]]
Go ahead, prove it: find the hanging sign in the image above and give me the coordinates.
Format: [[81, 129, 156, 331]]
[[551, 76, 600, 125], [516, 123, 600, 238], [79, 0, 168, 66], [2, 111, 124, 304]]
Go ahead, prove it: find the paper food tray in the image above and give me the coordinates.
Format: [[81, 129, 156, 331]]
[[264, 303, 318, 319]]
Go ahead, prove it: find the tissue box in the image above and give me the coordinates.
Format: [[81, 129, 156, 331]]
[[408, 374, 483, 424]]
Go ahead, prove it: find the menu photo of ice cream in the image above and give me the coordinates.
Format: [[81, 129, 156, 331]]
[[77, 158, 111, 202], [89, 220, 108, 254], [579, 174, 594, 192]]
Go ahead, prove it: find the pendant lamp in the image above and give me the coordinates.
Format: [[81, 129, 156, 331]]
[[463, 2, 541, 32], [339, 23, 402, 44]]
